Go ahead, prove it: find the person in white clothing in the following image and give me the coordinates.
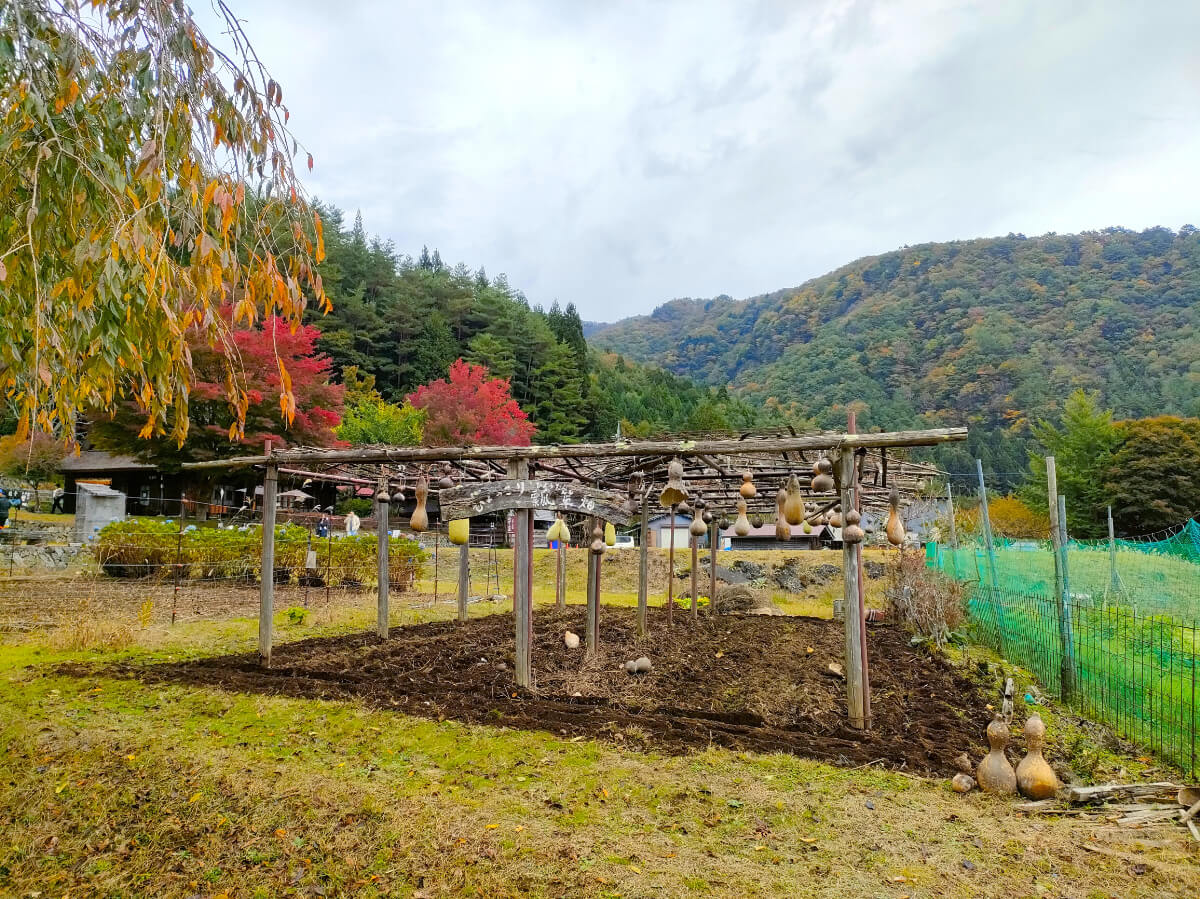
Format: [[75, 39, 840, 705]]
[[345, 509, 360, 536]]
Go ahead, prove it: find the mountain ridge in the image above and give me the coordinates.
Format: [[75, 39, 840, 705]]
[[588, 227, 1200, 486]]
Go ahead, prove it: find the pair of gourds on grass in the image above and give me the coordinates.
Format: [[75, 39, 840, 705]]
[[973, 714, 1060, 799]]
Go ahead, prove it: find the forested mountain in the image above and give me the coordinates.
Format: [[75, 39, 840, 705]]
[[306, 207, 757, 443], [589, 227, 1200, 487]]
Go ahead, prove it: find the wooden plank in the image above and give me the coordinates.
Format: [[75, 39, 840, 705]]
[[438, 479, 634, 526], [1064, 782, 1179, 803], [182, 427, 970, 470], [258, 462, 278, 668]]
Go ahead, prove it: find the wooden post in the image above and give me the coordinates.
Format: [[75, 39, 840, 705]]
[[509, 459, 533, 688], [637, 497, 649, 636], [258, 459, 278, 668], [555, 539, 566, 609], [946, 481, 959, 580], [1046, 455, 1064, 607], [975, 460, 999, 590], [1057, 492, 1077, 697], [836, 450, 867, 729], [457, 541, 470, 622], [1107, 505, 1120, 596], [847, 411, 870, 724], [709, 518, 718, 614], [690, 533, 699, 620], [376, 479, 389, 639], [433, 532, 439, 604], [586, 521, 601, 656], [666, 503, 675, 625]]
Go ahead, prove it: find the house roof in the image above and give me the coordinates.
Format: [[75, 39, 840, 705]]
[[60, 450, 156, 474], [722, 522, 839, 539]]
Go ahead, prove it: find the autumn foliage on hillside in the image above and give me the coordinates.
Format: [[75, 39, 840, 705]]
[[408, 360, 535, 446]]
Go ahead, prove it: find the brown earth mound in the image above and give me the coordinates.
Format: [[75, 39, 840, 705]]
[[65, 608, 992, 775]]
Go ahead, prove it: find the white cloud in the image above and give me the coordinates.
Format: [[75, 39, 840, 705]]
[[197, 0, 1200, 320]]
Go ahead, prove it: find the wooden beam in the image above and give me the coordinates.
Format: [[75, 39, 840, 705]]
[[836, 451, 867, 729], [181, 427, 969, 470], [376, 481, 389, 639], [258, 462, 278, 668], [637, 497, 649, 636], [510, 459, 533, 688], [439, 479, 634, 526], [457, 541, 470, 622]]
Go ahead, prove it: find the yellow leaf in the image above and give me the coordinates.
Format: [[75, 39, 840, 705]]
[[274, 828, 287, 838], [124, 754, 136, 761], [189, 792, 201, 803], [486, 823, 498, 829]]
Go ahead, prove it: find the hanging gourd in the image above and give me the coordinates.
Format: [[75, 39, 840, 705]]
[[733, 497, 752, 536], [717, 513, 730, 530], [885, 486, 905, 546], [390, 485, 405, 504], [375, 484, 390, 504], [548, 514, 571, 544], [604, 521, 616, 546], [802, 520, 812, 534], [448, 518, 470, 545], [659, 458, 688, 507], [689, 499, 708, 538], [827, 505, 843, 529], [811, 458, 836, 493], [842, 509, 865, 543], [749, 512, 764, 529], [783, 474, 804, 525], [739, 471, 757, 499], [589, 525, 606, 555], [437, 464, 455, 490], [775, 487, 791, 540], [409, 477, 429, 532], [625, 471, 646, 515]]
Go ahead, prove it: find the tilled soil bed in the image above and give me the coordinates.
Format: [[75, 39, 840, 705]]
[[79, 608, 991, 774]]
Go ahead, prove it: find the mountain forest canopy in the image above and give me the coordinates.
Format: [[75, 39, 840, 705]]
[[588, 227, 1200, 490], [305, 206, 764, 444]]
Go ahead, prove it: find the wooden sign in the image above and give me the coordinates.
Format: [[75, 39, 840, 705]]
[[438, 480, 634, 526]]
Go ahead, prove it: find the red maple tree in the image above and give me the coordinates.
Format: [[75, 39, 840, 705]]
[[90, 309, 344, 467], [408, 359, 535, 446]]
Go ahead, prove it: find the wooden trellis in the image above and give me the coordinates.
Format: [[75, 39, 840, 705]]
[[185, 425, 966, 729]]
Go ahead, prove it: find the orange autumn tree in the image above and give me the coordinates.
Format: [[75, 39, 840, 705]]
[[0, 1, 325, 445], [408, 360, 535, 446]]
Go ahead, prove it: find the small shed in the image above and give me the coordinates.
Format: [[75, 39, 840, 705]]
[[719, 521, 840, 551], [74, 482, 126, 542], [646, 513, 705, 549]]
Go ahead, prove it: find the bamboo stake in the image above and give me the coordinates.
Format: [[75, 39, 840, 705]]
[[258, 459, 277, 668], [637, 497, 649, 636], [376, 478, 389, 639]]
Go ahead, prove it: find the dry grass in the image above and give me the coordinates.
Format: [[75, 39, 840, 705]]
[[1, 565, 1199, 896]]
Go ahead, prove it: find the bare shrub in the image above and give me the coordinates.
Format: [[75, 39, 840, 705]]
[[885, 550, 967, 648]]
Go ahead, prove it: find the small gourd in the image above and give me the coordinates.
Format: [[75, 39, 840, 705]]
[[448, 518, 470, 546], [1016, 713, 1060, 800], [811, 458, 835, 493], [842, 508, 865, 543], [802, 520, 812, 534], [409, 477, 429, 532], [783, 474, 804, 525], [689, 500, 708, 538], [739, 471, 757, 499], [774, 487, 791, 540], [750, 512, 764, 529], [390, 486, 405, 504], [604, 521, 616, 546], [885, 487, 905, 546], [375, 485, 390, 504], [827, 505, 843, 529], [976, 718, 1017, 795], [733, 497, 752, 537], [717, 514, 730, 530], [589, 525, 606, 555], [660, 458, 688, 507]]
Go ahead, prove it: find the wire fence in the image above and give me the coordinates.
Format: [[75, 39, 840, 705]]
[[929, 533, 1200, 779]]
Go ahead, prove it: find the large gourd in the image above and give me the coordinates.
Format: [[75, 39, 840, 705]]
[[810, 458, 835, 494], [448, 518, 470, 546], [976, 718, 1017, 795], [774, 487, 791, 540], [885, 486, 905, 546], [733, 497, 752, 536], [842, 508, 864, 543], [410, 477, 429, 532], [739, 471, 756, 499], [783, 474, 804, 525], [604, 521, 616, 546], [659, 458, 688, 507], [1016, 713, 1060, 800]]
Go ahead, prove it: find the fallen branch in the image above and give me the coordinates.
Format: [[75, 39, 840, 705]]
[[1064, 783, 1178, 804]]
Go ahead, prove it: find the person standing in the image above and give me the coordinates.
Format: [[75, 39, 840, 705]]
[[345, 509, 360, 536], [51, 486, 65, 514]]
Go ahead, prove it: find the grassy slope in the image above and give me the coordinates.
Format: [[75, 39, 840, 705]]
[[2, 561, 1198, 897]]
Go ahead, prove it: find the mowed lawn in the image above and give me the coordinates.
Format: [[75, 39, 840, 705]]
[[2, 585, 1199, 897]]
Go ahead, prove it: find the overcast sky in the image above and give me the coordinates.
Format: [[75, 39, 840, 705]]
[[200, 0, 1200, 322]]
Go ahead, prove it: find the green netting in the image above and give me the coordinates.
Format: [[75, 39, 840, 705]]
[[928, 530, 1200, 778]]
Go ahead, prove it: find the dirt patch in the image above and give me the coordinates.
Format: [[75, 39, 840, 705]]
[[68, 608, 991, 774]]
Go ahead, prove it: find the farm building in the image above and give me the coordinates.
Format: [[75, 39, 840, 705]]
[[719, 521, 840, 551]]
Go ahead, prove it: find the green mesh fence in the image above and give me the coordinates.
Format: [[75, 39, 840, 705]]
[[928, 530, 1200, 779]]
